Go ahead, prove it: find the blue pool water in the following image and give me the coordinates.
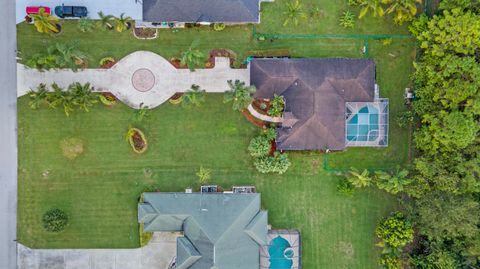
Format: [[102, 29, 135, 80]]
[[347, 104, 380, 142], [269, 236, 293, 269]]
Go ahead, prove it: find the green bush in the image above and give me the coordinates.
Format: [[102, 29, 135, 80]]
[[263, 127, 277, 141], [254, 152, 291, 174], [376, 212, 413, 249], [336, 178, 355, 196], [42, 208, 68, 232], [248, 136, 271, 157], [339, 11, 355, 29], [379, 253, 402, 269], [213, 23, 226, 31], [268, 94, 285, 117]]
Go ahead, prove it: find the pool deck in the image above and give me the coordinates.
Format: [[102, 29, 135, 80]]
[[260, 229, 301, 269]]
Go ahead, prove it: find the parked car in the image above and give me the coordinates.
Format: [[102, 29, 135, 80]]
[[26, 6, 51, 15], [54, 5, 88, 18]]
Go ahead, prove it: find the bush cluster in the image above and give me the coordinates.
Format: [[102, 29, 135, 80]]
[[42, 208, 68, 232]]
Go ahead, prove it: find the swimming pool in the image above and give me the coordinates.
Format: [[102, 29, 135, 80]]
[[269, 236, 293, 269], [346, 104, 380, 142]]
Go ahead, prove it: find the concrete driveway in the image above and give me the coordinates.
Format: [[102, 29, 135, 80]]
[[18, 232, 179, 269], [16, 0, 142, 23]]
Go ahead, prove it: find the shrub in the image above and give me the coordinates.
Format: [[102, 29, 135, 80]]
[[254, 152, 291, 174], [42, 208, 68, 232], [213, 23, 226, 31], [337, 178, 355, 196], [60, 138, 84, 160], [248, 136, 271, 157], [268, 94, 285, 117], [396, 111, 414, 128], [196, 166, 211, 185], [379, 253, 402, 269], [78, 17, 96, 32], [263, 127, 277, 141], [376, 212, 413, 249], [339, 11, 355, 29], [382, 38, 393, 46], [348, 0, 359, 6]]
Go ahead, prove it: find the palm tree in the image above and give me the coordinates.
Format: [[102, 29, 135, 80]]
[[180, 47, 205, 72], [48, 42, 89, 71], [223, 80, 256, 111], [182, 84, 206, 108], [69, 82, 98, 112], [28, 84, 48, 109], [283, 0, 307, 26], [113, 13, 132, 32], [97, 11, 114, 30], [78, 17, 96, 32], [29, 7, 59, 34], [375, 167, 411, 194], [347, 168, 373, 188], [196, 166, 211, 185], [385, 0, 421, 25], [46, 83, 75, 116], [358, 0, 386, 18], [26, 53, 57, 70]]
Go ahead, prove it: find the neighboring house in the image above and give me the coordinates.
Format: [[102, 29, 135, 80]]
[[250, 58, 389, 151], [138, 191, 300, 269], [142, 0, 264, 24]]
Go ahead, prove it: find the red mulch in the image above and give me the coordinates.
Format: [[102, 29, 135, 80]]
[[269, 140, 277, 156], [102, 92, 117, 100], [252, 99, 271, 115], [241, 110, 266, 128], [207, 48, 236, 68], [170, 92, 184, 100], [169, 59, 188, 69], [132, 131, 146, 151]]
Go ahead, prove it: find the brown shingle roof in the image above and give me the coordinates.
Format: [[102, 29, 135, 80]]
[[250, 58, 376, 150]]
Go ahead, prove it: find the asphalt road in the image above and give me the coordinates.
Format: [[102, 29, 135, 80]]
[[0, 0, 18, 267]]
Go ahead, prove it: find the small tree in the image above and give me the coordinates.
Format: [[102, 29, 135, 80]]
[[180, 47, 205, 72], [113, 13, 132, 32], [29, 7, 59, 34], [78, 17, 96, 32], [28, 84, 49, 109], [196, 166, 211, 185], [182, 84, 206, 108], [69, 82, 98, 112], [283, 0, 307, 26], [223, 80, 256, 111], [248, 136, 271, 157], [97, 11, 114, 30], [48, 42, 89, 71], [347, 168, 373, 188], [376, 212, 414, 250], [375, 167, 411, 194], [42, 208, 68, 232]]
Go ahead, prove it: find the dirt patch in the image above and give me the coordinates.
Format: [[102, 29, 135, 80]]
[[241, 110, 266, 128], [335, 241, 354, 259], [60, 138, 84, 160], [133, 27, 157, 39]]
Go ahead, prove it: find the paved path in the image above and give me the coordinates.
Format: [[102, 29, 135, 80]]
[[0, 0, 18, 267], [18, 233, 179, 269], [18, 51, 250, 109], [16, 0, 142, 24], [247, 104, 283, 123]]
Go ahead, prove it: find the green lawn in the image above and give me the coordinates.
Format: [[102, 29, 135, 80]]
[[17, 2, 416, 268], [18, 95, 397, 268]]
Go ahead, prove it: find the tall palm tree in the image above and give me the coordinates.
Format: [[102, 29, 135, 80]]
[[283, 0, 307, 26], [78, 17, 96, 32], [69, 82, 98, 112], [48, 42, 89, 71], [113, 13, 132, 32], [180, 48, 205, 72], [347, 168, 373, 188], [97, 11, 114, 30], [358, 0, 386, 18], [385, 0, 422, 25], [223, 80, 256, 111], [28, 84, 49, 109], [29, 8, 59, 34], [182, 84, 206, 108]]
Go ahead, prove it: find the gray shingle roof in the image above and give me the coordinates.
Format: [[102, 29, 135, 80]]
[[250, 58, 376, 151], [143, 0, 260, 23], [138, 193, 268, 269]]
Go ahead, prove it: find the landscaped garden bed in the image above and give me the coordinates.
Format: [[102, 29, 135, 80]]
[[168, 92, 184, 105], [133, 27, 158, 39], [126, 127, 148, 153]]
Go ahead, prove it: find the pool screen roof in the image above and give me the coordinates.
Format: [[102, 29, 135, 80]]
[[251, 58, 376, 151], [138, 193, 268, 269]]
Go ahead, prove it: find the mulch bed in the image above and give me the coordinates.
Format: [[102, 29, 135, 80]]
[[170, 92, 184, 100], [134, 27, 157, 39], [169, 58, 187, 69], [269, 140, 277, 156], [132, 131, 146, 151], [252, 99, 271, 116], [100, 60, 116, 69], [207, 49, 236, 68], [241, 110, 266, 128]]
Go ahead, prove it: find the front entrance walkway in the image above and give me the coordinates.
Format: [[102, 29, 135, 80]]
[[17, 232, 179, 269], [17, 51, 250, 109]]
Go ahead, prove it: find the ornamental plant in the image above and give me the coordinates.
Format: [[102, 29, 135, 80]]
[[268, 94, 285, 117], [376, 212, 414, 249], [254, 152, 291, 174], [339, 10, 355, 28], [248, 136, 271, 157], [213, 23, 226, 31], [223, 80, 256, 111], [42, 208, 68, 232]]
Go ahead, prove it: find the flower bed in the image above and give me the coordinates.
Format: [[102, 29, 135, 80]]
[[169, 92, 184, 105], [133, 27, 158, 39], [99, 92, 117, 106], [127, 128, 148, 154], [207, 49, 236, 68]]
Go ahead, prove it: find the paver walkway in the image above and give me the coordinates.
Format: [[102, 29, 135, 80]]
[[17, 51, 250, 109], [247, 104, 283, 123], [17, 232, 179, 269]]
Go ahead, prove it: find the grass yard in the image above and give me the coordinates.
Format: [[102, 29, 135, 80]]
[[18, 95, 397, 268], [17, 1, 416, 267]]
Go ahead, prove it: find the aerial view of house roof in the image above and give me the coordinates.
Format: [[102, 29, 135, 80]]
[[139, 192, 268, 269], [143, 0, 260, 23], [250, 58, 388, 151]]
